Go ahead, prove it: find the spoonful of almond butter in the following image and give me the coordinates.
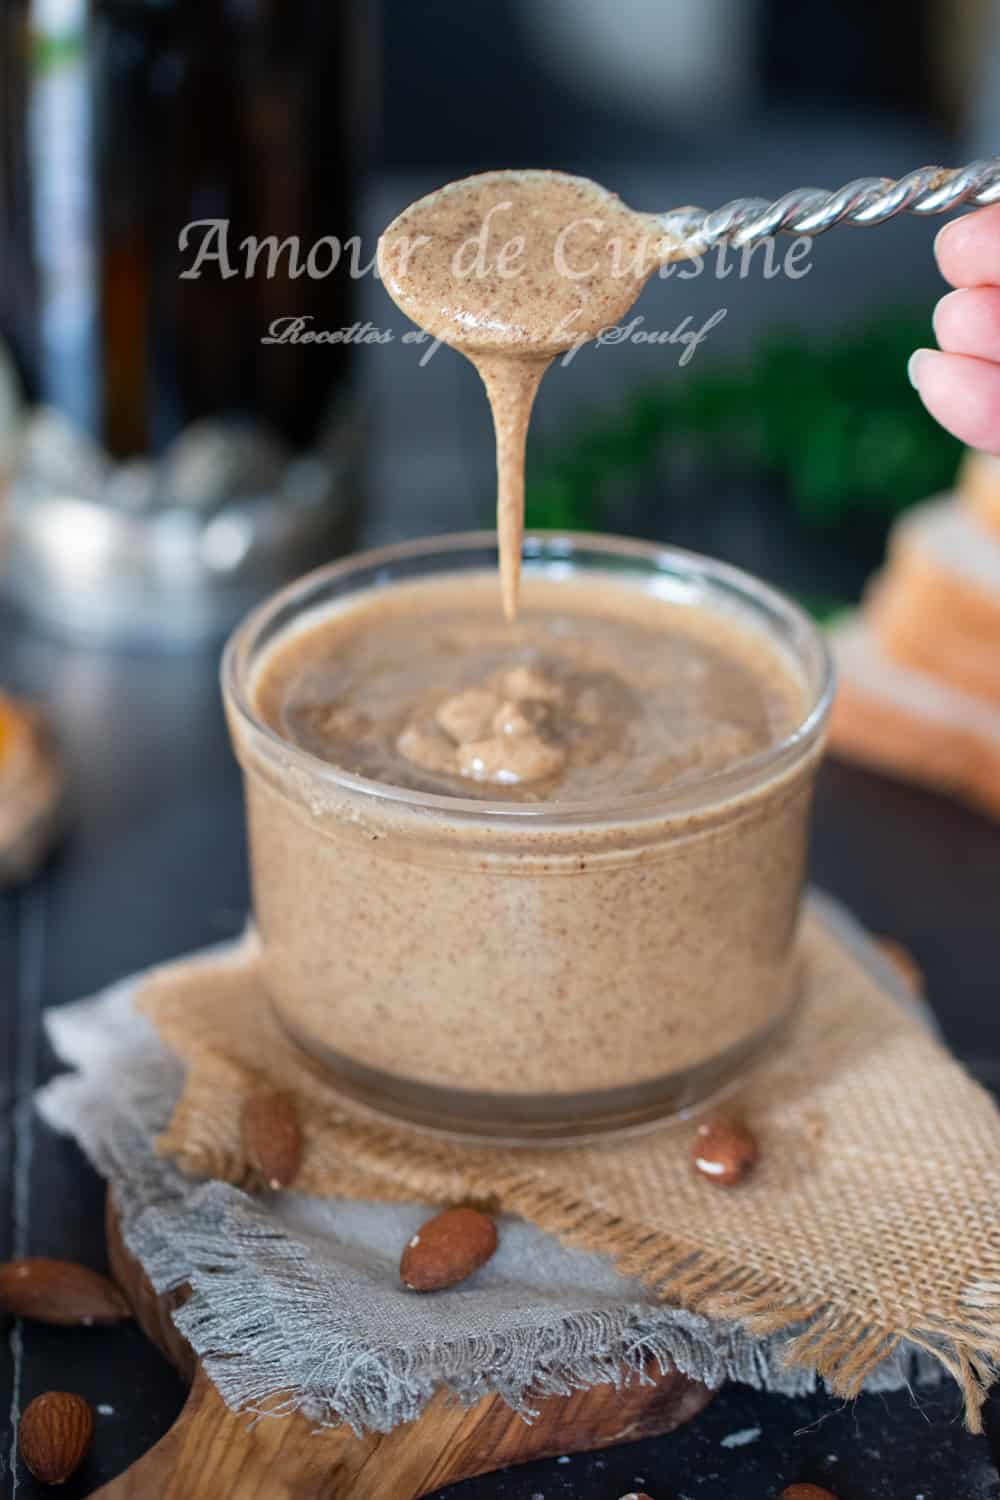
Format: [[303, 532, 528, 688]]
[[377, 170, 685, 620]]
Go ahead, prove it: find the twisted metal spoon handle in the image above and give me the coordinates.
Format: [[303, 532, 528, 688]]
[[659, 157, 1000, 255]]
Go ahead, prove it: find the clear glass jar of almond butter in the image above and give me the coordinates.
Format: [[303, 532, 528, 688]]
[[223, 534, 833, 1142]]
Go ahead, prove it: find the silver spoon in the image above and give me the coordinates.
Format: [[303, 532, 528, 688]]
[[657, 157, 1000, 257]]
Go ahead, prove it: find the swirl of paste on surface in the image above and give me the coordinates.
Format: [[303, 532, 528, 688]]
[[397, 667, 568, 786]]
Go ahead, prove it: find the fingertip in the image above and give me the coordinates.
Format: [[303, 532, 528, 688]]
[[907, 347, 933, 390], [934, 218, 958, 265], [932, 202, 1000, 288], [911, 349, 1000, 452], [932, 285, 1000, 359]]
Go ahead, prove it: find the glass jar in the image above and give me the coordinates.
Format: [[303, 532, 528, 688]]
[[223, 533, 834, 1141]]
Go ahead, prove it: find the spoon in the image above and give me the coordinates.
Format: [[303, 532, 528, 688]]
[[379, 158, 1000, 358]]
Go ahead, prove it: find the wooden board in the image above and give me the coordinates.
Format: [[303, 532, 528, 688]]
[[94, 1195, 715, 1499]]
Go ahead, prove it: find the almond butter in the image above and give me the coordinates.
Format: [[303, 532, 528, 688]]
[[0, 1259, 129, 1326], [241, 1089, 303, 1189], [778, 1485, 840, 1500], [691, 1115, 758, 1187], [19, 1391, 94, 1485], [400, 1207, 498, 1292]]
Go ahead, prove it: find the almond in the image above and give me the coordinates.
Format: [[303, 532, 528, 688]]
[[778, 1486, 839, 1500], [691, 1115, 758, 1187], [241, 1090, 303, 1189], [20, 1391, 94, 1485], [0, 1259, 130, 1326], [876, 935, 925, 994], [400, 1207, 498, 1292]]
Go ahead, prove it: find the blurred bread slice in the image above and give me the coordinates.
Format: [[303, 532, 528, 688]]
[[883, 494, 1000, 646], [960, 449, 1000, 536], [869, 567, 1000, 707], [828, 615, 1000, 818]]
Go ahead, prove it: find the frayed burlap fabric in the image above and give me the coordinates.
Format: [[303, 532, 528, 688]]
[[136, 899, 1000, 1431]]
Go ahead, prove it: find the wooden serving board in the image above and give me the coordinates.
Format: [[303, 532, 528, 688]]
[[94, 1195, 715, 1499]]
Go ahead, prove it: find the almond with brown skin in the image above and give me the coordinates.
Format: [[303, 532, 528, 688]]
[[778, 1486, 839, 1500], [20, 1391, 94, 1485], [0, 1259, 129, 1326], [691, 1115, 758, 1187], [400, 1207, 498, 1292], [241, 1090, 303, 1189], [876, 935, 925, 994]]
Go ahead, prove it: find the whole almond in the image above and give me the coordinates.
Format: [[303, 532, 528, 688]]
[[779, 1486, 839, 1500], [20, 1391, 94, 1485], [400, 1207, 498, 1292], [0, 1259, 129, 1326], [876, 935, 925, 994], [691, 1115, 758, 1187], [241, 1090, 303, 1189]]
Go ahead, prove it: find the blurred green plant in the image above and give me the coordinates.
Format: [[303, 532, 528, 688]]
[[525, 310, 963, 532]]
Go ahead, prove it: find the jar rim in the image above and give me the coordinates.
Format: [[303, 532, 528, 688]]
[[221, 530, 835, 826]]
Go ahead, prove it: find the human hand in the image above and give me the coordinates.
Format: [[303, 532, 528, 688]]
[[909, 203, 1000, 454]]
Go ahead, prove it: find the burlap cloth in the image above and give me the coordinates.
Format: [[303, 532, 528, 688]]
[[133, 894, 1000, 1433]]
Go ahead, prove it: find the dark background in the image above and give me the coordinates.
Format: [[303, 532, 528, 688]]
[[3, 1, 1000, 1495]]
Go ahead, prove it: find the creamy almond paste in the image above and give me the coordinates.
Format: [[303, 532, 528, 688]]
[[240, 565, 818, 1111], [254, 573, 804, 805], [377, 171, 672, 618], [225, 172, 828, 1133]]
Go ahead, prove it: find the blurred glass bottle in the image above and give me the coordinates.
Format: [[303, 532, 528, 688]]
[[0, 0, 374, 642]]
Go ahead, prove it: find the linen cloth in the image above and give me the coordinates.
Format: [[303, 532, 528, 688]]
[[38, 894, 996, 1432]]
